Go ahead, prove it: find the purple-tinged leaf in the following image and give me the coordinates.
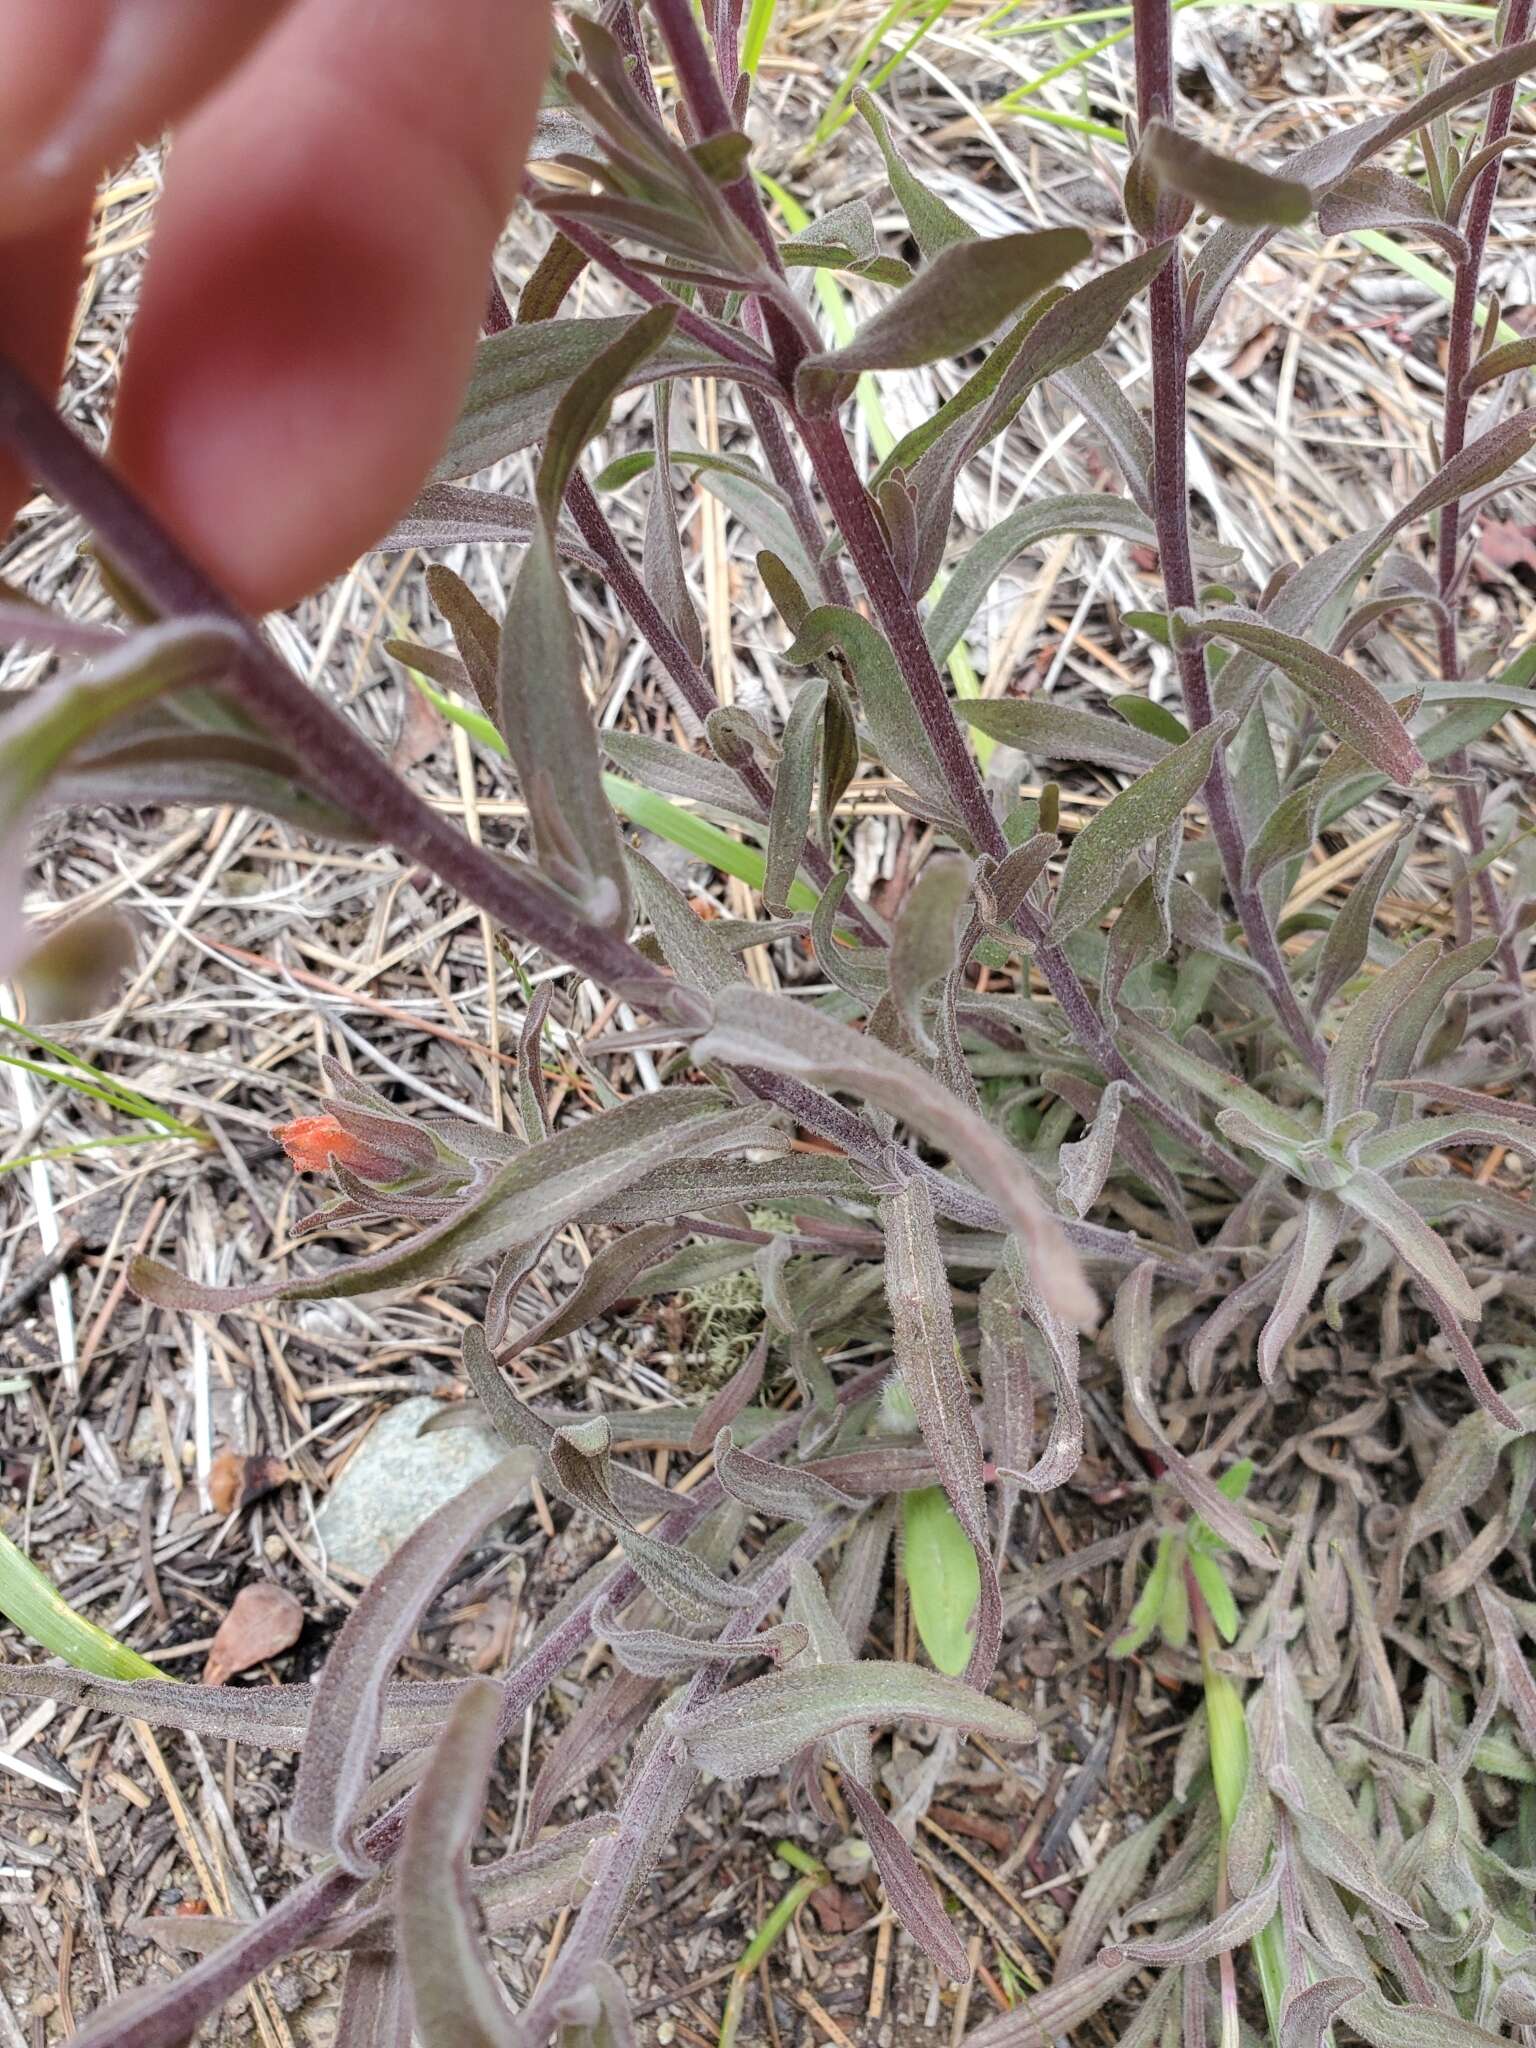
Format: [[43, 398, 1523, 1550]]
[[1337, 1167, 1479, 1323], [376, 483, 603, 570], [133, 1089, 759, 1312], [794, 229, 1088, 413], [461, 1324, 674, 1517], [1052, 717, 1232, 939], [1102, 1863, 1281, 1965], [1141, 119, 1312, 226], [425, 564, 500, 714], [840, 1773, 971, 1979], [693, 987, 1096, 1329], [1410, 1268, 1523, 1430], [434, 316, 753, 481], [1316, 166, 1466, 263], [629, 849, 743, 995], [0, 1664, 478, 1753], [550, 1418, 758, 1625], [500, 310, 677, 931], [548, 1959, 636, 2047], [686, 1334, 769, 1454], [665, 1659, 1036, 1779], [502, 1221, 688, 1359], [1358, 1109, 1536, 1178], [290, 1453, 535, 1873], [1460, 332, 1536, 399], [1370, 936, 1499, 1116], [526, 1667, 663, 1839], [1055, 1802, 1175, 1978], [1475, 1585, 1536, 1754], [643, 381, 704, 668], [714, 1425, 859, 1520], [600, 728, 760, 820], [978, 1258, 1032, 1558], [594, 1590, 806, 1677], [782, 607, 960, 827], [1323, 937, 1439, 1127], [1115, 1263, 1278, 1572], [1057, 1079, 1129, 1220], [925, 498, 1176, 666], [396, 1682, 519, 2047], [1258, 1195, 1344, 1384], [785, 1557, 870, 1785], [765, 675, 829, 914], [1280, 1978, 1367, 2048], [1311, 825, 1410, 1017], [332, 1957, 413, 2048], [889, 855, 972, 1058], [997, 1238, 1084, 1494], [964, 1961, 1142, 2045], [829, 1500, 895, 1660], [780, 195, 914, 287], [882, 1175, 1001, 1684]]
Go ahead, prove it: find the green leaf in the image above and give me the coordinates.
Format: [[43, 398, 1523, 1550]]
[[925, 497, 1173, 666], [0, 1524, 163, 1680], [883, 1176, 1000, 1683], [783, 606, 957, 824], [794, 228, 1089, 413], [765, 677, 829, 915], [954, 697, 1170, 774], [902, 1487, 982, 1676], [1052, 716, 1233, 938], [1111, 1531, 1174, 1657], [1184, 607, 1426, 786], [854, 86, 975, 260], [1141, 118, 1313, 226], [889, 855, 972, 1056], [434, 316, 748, 481], [1189, 1550, 1239, 1642]]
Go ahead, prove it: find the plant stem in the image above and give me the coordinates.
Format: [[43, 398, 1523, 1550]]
[[1132, 0, 1325, 1073], [648, 0, 1253, 1181], [718, 1845, 830, 2048], [1434, 0, 1536, 1053]]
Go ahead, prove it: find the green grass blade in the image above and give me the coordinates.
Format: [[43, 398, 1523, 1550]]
[[0, 1015, 204, 1140], [0, 1524, 165, 1679], [409, 672, 821, 913], [742, 0, 776, 76]]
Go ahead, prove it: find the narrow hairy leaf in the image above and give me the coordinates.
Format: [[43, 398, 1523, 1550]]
[[291, 1452, 536, 1872], [396, 1682, 518, 2048], [854, 86, 974, 260], [693, 988, 1094, 1327], [1057, 1079, 1129, 1220], [1142, 119, 1313, 226], [926, 497, 1172, 665], [841, 1773, 972, 1979], [666, 1660, 1036, 1778], [765, 676, 828, 913], [889, 855, 971, 1056], [1337, 1167, 1480, 1321], [783, 606, 957, 823], [1181, 609, 1424, 785], [955, 697, 1170, 774], [713, 1425, 859, 1520], [795, 228, 1089, 412], [1053, 716, 1232, 938], [1115, 1263, 1278, 1572]]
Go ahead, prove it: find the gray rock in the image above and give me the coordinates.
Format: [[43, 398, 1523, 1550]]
[[314, 1397, 525, 1580]]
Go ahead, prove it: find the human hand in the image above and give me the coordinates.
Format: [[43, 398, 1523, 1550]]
[[0, 0, 551, 612]]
